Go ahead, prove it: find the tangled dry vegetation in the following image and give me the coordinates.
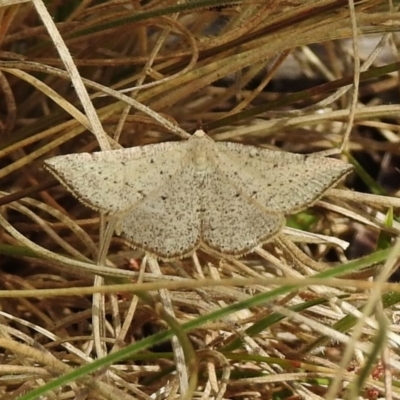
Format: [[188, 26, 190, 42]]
[[1, 1, 400, 399]]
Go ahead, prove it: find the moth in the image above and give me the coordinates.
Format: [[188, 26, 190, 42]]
[[45, 130, 352, 260]]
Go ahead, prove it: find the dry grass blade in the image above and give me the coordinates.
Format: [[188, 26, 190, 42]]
[[1, 1, 400, 399]]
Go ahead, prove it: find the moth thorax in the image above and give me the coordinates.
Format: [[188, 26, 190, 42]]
[[192, 152, 209, 171]]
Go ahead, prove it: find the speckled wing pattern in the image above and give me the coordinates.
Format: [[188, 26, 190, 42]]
[[200, 167, 284, 256], [44, 130, 352, 260], [215, 142, 353, 214], [45, 142, 187, 214], [120, 163, 203, 260]]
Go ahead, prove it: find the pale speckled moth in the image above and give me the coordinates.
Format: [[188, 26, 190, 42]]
[[44, 130, 352, 260]]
